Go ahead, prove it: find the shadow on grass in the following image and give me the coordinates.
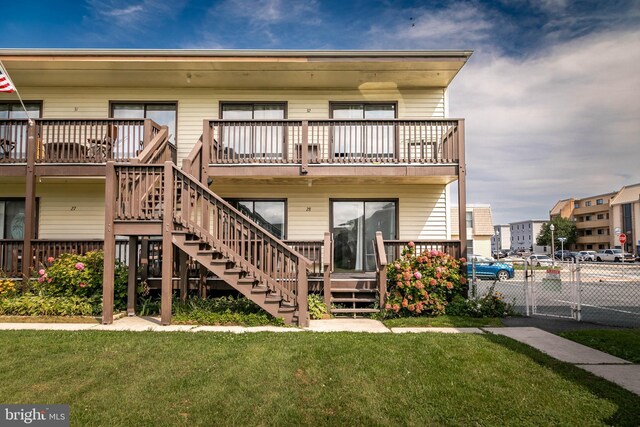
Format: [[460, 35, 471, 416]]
[[480, 333, 640, 426]]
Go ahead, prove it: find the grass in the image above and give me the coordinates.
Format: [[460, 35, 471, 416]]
[[1, 331, 639, 426], [560, 329, 640, 363], [382, 315, 503, 328]]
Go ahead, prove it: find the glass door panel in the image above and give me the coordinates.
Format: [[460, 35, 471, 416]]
[[332, 105, 363, 157], [364, 105, 395, 158], [253, 104, 284, 158], [332, 200, 396, 272]]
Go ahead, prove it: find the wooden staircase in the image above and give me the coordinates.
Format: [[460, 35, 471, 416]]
[[329, 276, 380, 317], [109, 162, 310, 326], [172, 232, 299, 324]]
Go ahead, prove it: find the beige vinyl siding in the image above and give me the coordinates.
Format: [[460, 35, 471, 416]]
[[212, 182, 447, 241], [0, 182, 25, 198], [37, 183, 105, 239], [20, 87, 445, 163]]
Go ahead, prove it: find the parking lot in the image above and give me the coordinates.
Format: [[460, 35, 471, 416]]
[[473, 261, 640, 328]]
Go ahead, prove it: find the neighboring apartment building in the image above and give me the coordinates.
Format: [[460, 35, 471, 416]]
[[510, 220, 547, 254], [451, 204, 494, 257], [491, 224, 510, 255], [610, 184, 640, 255], [0, 49, 471, 325], [550, 186, 637, 252]]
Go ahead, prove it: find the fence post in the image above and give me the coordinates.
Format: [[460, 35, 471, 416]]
[[471, 257, 477, 299], [524, 258, 530, 317], [575, 259, 582, 322]]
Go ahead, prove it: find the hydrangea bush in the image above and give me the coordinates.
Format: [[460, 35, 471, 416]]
[[34, 250, 128, 312], [384, 242, 467, 317]]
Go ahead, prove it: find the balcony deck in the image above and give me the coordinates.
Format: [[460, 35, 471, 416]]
[[0, 118, 175, 176], [202, 119, 464, 181]]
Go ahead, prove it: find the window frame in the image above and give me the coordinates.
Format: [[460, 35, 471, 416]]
[[109, 101, 179, 146], [226, 198, 288, 240], [0, 197, 39, 239], [0, 101, 43, 119]]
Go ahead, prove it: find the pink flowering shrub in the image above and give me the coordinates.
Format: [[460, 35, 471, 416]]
[[384, 243, 467, 318], [34, 250, 127, 313]]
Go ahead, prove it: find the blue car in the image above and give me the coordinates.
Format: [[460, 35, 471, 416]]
[[467, 255, 514, 281]]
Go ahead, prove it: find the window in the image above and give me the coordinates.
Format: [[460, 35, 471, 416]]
[[598, 244, 605, 250], [466, 239, 474, 255], [111, 102, 177, 145], [330, 102, 396, 158], [585, 215, 591, 221], [221, 103, 286, 158], [585, 201, 592, 207], [0, 102, 42, 159], [585, 230, 592, 236], [586, 245, 593, 250], [597, 214, 605, 220], [597, 229, 605, 235], [466, 212, 474, 229], [332, 200, 397, 272], [574, 201, 580, 208], [0, 199, 27, 239], [596, 199, 604, 205], [227, 199, 286, 240]]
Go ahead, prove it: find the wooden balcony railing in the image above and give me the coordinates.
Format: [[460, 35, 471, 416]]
[[384, 239, 462, 261], [206, 119, 463, 166], [0, 118, 175, 165]]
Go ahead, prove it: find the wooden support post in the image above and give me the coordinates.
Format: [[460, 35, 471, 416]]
[[22, 122, 38, 279], [323, 232, 332, 309], [201, 120, 211, 186], [127, 236, 138, 316], [143, 119, 152, 151], [140, 236, 149, 285], [102, 162, 117, 324], [300, 120, 308, 174], [199, 266, 207, 298], [296, 257, 309, 327], [179, 250, 189, 302], [375, 231, 388, 307], [161, 161, 174, 325]]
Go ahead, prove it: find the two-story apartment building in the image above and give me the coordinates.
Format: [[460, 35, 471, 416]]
[[0, 49, 471, 325]]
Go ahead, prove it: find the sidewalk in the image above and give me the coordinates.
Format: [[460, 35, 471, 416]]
[[1, 317, 638, 395]]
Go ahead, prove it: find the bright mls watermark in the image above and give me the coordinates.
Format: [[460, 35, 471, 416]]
[[1, 405, 69, 426]]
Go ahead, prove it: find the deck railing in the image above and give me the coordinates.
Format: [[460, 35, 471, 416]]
[[206, 119, 462, 166], [0, 118, 168, 164], [383, 239, 462, 261]]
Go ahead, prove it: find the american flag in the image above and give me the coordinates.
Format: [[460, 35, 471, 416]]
[[0, 68, 16, 93]]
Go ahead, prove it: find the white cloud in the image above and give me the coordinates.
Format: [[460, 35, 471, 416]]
[[449, 29, 640, 223], [367, 2, 494, 50]]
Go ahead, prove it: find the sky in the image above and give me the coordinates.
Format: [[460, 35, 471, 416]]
[[3, 0, 640, 224]]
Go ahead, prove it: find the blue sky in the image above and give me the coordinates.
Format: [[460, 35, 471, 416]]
[[3, 0, 640, 224]]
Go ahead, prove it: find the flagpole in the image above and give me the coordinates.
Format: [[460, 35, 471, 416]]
[[0, 59, 32, 125]]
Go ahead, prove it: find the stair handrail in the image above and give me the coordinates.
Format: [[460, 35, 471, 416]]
[[182, 135, 203, 182], [132, 125, 171, 164], [373, 231, 388, 307], [170, 163, 310, 320], [322, 232, 333, 308]]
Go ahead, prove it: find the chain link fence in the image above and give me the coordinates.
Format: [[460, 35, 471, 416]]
[[471, 258, 640, 328]]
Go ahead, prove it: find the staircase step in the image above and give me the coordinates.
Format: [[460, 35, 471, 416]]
[[197, 250, 219, 256], [225, 267, 243, 274], [278, 305, 296, 313], [251, 286, 270, 294], [331, 297, 377, 303], [331, 308, 380, 314], [265, 294, 282, 302], [237, 277, 257, 285]]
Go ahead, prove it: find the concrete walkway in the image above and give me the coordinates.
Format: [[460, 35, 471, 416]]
[[1, 317, 638, 395]]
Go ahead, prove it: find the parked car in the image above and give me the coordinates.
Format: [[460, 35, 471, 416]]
[[467, 255, 514, 281], [578, 250, 597, 262], [595, 249, 635, 263], [553, 250, 574, 261], [527, 254, 554, 267]]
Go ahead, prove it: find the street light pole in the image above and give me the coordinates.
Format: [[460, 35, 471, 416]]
[[550, 224, 555, 267], [559, 237, 567, 261]]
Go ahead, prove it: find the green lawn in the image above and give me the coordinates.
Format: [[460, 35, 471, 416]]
[[1, 331, 639, 426], [382, 315, 503, 328], [560, 329, 640, 363]]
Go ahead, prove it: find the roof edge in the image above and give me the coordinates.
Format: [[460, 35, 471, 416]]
[[0, 48, 473, 59]]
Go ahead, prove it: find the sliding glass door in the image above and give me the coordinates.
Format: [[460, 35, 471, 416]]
[[332, 200, 397, 272]]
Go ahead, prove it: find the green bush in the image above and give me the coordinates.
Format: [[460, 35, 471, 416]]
[[34, 251, 128, 311], [383, 243, 466, 318], [308, 293, 329, 320], [171, 296, 284, 326], [446, 286, 515, 318], [0, 295, 95, 316]]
